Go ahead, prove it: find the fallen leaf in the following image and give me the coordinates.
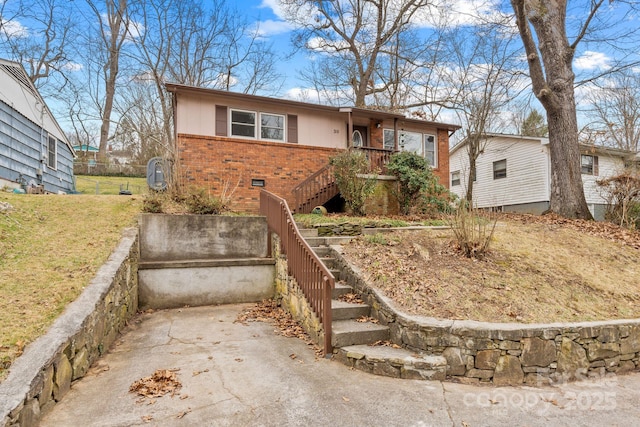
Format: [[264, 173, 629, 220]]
[[176, 408, 191, 419], [141, 415, 153, 423], [342, 396, 350, 402]]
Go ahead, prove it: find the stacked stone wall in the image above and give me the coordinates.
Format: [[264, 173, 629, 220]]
[[272, 235, 325, 347], [333, 247, 640, 386], [0, 229, 139, 427]]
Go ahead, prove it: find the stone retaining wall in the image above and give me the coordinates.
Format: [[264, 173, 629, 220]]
[[332, 246, 640, 386], [272, 235, 324, 347], [0, 228, 139, 427]]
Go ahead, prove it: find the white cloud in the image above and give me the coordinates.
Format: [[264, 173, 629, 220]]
[[259, 0, 287, 20], [62, 62, 83, 72], [0, 18, 28, 38], [574, 51, 611, 70], [253, 19, 293, 37], [414, 0, 505, 28]]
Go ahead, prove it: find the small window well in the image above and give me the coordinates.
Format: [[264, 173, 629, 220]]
[[251, 179, 265, 187]]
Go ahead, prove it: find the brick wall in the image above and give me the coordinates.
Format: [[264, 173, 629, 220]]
[[177, 130, 451, 214], [177, 134, 341, 213], [436, 129, 450, 189]]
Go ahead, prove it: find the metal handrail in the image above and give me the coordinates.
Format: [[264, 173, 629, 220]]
[[260, 190, 335, 355]]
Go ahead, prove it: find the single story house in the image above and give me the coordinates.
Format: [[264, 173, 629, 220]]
[[166, 83, 460, 213], [0, 58, 75, 193], [449, 133, 638, 220]]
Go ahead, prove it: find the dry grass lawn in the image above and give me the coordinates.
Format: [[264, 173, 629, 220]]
[[0, 192, 142, 381], [342, 216, 640, 324]]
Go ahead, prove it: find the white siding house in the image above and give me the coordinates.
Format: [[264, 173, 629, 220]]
[[0, 58, 75, 193], [449, 134, 636, 220]]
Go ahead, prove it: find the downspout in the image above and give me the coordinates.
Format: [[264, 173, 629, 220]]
[[347, 111, 353, 149], [394, 118, 399, 151]]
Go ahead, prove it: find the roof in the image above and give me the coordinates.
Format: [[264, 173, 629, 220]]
[[0, 58, 75, 156], [165, 83, 461, 132], [450, 132, 638, 161], [73, 145, 99, 152]]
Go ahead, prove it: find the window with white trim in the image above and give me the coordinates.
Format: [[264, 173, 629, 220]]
[[47, 135, 57, 169], [383, 129, 395, 150], [231, 109, 256, 138], [424, 134, 436, 167], [581, 154, 598, 175], [260, 113, 285, 141], [400, 131, 422, 155], [493, 159, 507, 179], [451, 171, 460, 186]]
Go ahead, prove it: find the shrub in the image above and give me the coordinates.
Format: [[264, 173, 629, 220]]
[[184, 187, 224, 214], [330, 150, 377, 216], [448, 202, 497, 259], [142, 193, 164, 213], [597, 170, 640, 229], [387, 151, 452, 215]]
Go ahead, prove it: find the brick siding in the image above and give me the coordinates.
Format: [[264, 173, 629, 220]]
[[176, 134, 341, 213], [177, 131, 451, 214]]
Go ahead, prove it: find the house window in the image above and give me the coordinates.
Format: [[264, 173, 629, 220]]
[[493, 159, 507, 179], [424, 134, 437, 167], [400, 131, 422, 154], [47, 135, 57, 169], [260, 113, 285, 141], [383, 129, 395, 150], [581, 154, 598, 175], [230, 109, 256, 138], [451, 171, 461, 186]]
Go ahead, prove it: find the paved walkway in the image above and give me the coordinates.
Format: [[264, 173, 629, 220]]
[[40, 304, 640, 426]]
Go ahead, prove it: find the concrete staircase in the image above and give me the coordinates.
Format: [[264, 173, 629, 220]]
[[300, 227, 447, 381]]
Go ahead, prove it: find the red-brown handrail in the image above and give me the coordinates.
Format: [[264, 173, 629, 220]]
[[291, 164, 338, 214], [357, 146, 395, 173], [260, 189, 335, 355]]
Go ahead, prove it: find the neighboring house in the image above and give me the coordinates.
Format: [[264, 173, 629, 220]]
[[0, 58, 75, 193], [166, 83, 460, 213], [449, 133, 638, 220]]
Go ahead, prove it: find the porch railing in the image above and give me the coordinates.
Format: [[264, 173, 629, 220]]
[[260, 189, 335, 355], [291, 164, 338, 214], [357, 146, 395, 173]]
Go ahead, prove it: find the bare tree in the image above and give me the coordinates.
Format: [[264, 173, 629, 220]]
[[584, 71, 640, 152], [85, 0, 132, 162], [0, 0, 73, 85], [443, 20, 523, 202], [281, 0, 430, 107], [510, 0, 640, 219]]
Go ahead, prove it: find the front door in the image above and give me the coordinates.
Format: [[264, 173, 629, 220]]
[[352, 125, 368, 147]]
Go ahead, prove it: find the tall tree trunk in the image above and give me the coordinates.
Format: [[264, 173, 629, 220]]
[[546, 88, 591, 218], [465, 159, 475, 203], [511, 0, 593, 219]]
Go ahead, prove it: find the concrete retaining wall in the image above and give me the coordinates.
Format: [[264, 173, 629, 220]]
[[0, 228, 139, 427], [332, 246, 640, 386], [139, 214, 269, 261], [138, 214, 275, 309]]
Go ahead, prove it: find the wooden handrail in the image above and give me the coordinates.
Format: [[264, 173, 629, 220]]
[[291, 164, 338, 214], [260, 190, 335, 355]]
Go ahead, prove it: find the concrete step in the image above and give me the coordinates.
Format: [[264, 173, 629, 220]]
[[331, 300, 370, 320], [329, 269, 341, 281], [332, 282, 353, 299], [334, 345, 447, 381], [331, 320, 389, 347], [320, 257, 336, 269], [298, 228, 318, 238], [311, 246, 331, 257], [305, 236, 356, 247]]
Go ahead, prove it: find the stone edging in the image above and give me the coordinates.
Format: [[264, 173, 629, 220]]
[[0, 228, 139, 426], [331, 245, 640, 386]]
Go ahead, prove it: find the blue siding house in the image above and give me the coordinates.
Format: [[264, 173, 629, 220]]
[[0, 58, 75, 193]]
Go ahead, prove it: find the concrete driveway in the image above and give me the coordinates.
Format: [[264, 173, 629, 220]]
[[39, 304, 640, 427]]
